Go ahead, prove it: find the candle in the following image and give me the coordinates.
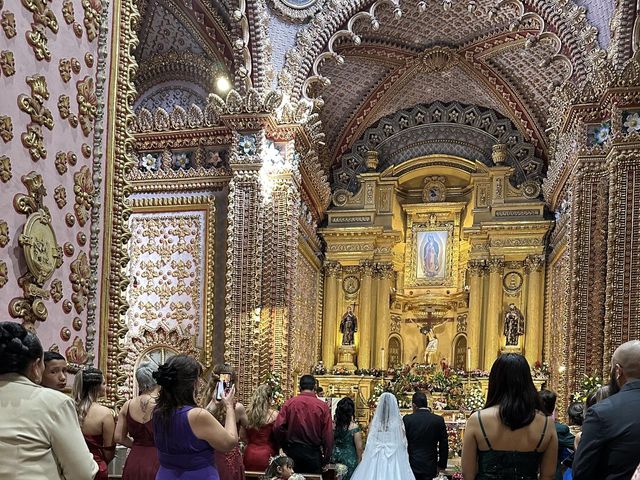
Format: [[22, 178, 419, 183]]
[[467, 347, 471, 372], [381, 347, 385, 370]]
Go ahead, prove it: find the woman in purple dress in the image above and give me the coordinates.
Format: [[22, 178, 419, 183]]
[[152, 355, 239, 480]]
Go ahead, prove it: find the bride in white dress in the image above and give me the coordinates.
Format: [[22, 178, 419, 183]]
[[351, 392, 416, 480]]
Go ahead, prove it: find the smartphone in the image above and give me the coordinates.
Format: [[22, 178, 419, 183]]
[[215, 373, 233, 401]]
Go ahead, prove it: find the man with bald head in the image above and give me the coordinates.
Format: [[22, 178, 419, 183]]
[[573, 340, 640, 479]]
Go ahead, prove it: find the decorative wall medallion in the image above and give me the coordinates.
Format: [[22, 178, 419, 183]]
[[81, 143, 90, 158], [70, 57, 81, 74], [0, 50, 15, 76], [342, 275, 360, 295], [73, 166, 93, 226], [65, 336, 88, 369], [54, 185, 66, 208], [26, 73, 49, 101], [268, 0, 323, 22], [0, 220, 9, 247], [84, 52, 93, 67], [622, 111, 640, 134], [62, 0, 74, 24], [67, 152, 77, 166], [59, 58, 72, 82], [503, 271, 523, 294], [422, 176, 447, 203], [18, 95, 53, 130], [0, 156, 11, 182], [55, 151, 68, 174], [65, 212, 75, 227], [0, 260, 7, 288], [70, 251, 89, 313], [237, 134, 257, 155], [10, 172, 63, 328], [62, 299, 72, 313], [520, 180, 542, 199], [76, 231, 86, 246], [22, 0, 59, 33], [81, 0, 102, 41], [68, 112, 78, 127], [0, 116, 13, 142], [60, 327, 71, 341], [76, 76, 96, 136], [72, 22, 82, 37], [1, 11, 17, 38], [26, 23, 51, 61], [58, 95, 70, 119], [50, 278, 62, 302], [63, 242, 74, 257], [72, 316, 82, 331], [21, 123, 47, 161]]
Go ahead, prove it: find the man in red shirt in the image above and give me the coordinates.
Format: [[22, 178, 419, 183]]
[[274, 374, 333, 474]]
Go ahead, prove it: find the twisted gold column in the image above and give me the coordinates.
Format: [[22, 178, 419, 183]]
[[321, 262, 341, 369], [524, 255, 545, 364], [374, 263, 393, 370], [483, 257, 504, 371], [357, 261, 374, 369], [467, 260, 486, 369]]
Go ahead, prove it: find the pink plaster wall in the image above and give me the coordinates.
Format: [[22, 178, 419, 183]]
[[0, 0, 113, 368]]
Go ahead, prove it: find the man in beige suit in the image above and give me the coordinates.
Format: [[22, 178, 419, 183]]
[[0, 321, 98, 480]]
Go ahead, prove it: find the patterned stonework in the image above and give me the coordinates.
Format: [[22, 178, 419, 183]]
[[126, 213, 205, 341]]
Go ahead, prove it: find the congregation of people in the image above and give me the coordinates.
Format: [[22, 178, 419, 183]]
[[1, 320, 640, 480]]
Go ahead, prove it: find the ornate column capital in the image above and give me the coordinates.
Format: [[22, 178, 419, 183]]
[[487, 257, 504, 274], [524, 255, 545, 273], [373, 262, 394, 279], [359, 259, 375, 276], [467, 259, 487, 277], [324, 261, 342, 277]]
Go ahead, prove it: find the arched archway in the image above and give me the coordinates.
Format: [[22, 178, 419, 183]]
[[452, 334, 468, 371], [388, 334, 403, 368]]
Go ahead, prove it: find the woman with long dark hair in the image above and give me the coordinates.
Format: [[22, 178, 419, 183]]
[[153, 355, 238, 480], [242, 384, 279, 472], [73, 366, 116, 480], [461, 353, 558, 480], [331, 397, 363, 480], [0, 321, 97, 479]]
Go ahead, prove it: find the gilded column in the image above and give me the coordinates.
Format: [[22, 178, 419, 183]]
[[483, 257, 504, 371], [524, 255, 545, 364], [467, 260, 486, 369], [357, 261, 374, 369], [322, 261, 341, 369], [374, 263, 394, 370]]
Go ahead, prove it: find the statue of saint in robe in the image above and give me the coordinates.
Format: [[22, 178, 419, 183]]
[[340, 306, 357, 346], [503, 304, 525, 346]]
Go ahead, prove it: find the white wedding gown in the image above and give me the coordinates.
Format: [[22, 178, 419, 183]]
[[351, 392, 416, 480]]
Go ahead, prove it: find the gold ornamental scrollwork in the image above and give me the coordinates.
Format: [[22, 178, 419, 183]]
[[10, 172, 63, 329]]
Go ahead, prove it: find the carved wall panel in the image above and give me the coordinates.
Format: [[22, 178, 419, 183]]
[[0, 0, 111, 373], [570, 168, 608, 387]]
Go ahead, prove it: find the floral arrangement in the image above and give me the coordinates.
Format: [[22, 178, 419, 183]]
[[330, 366, 352, 375], [451, 470, 464, 480], [461, 385, 485, 412], [312, 361, 326, 376], [447, 424, 463, 457], [354, 368, 384, 377], [531, 360, 550, 379], [333, 463, 348, 479], [264, 372, 286, 409], [571, 373, 603, 403]]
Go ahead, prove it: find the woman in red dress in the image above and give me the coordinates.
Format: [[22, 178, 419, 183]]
[[206, 365, 249, 480], [115, 362, 160, 480], [73, 367, 116, 480], [242, 384, 279, 472]]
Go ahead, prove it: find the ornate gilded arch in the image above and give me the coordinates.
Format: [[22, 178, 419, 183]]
[[333, 102, 543, 192]]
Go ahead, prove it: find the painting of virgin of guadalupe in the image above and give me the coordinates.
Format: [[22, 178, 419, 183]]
[[416, 231, 447, 279]]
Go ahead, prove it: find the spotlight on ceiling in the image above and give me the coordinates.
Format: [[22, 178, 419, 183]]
[[216, 76, 231, 93]]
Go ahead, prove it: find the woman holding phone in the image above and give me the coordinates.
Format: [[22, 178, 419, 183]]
[[206, 364, 249, 480]]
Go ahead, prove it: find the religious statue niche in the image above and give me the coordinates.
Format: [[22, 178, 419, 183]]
[[340, 305, 357, 345], [503, 304, 525, 347], [422, 176, 447, 203]]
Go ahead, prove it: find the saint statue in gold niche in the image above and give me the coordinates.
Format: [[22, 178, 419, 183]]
[[340, 305, 358, 345], [421, 234, 441, 277], [504, 304, 525, 346]]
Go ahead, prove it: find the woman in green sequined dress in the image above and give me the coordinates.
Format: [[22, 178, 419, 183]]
[[331, 398, 363, 480]]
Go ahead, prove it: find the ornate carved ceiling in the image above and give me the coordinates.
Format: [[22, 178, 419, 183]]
[[277, 0, 610, 176]]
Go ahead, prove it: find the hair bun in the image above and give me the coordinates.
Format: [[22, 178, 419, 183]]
[[153, 363, 178, 387]]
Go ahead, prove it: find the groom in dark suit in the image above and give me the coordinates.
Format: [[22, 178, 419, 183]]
[[403, 391, 449, 480]]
